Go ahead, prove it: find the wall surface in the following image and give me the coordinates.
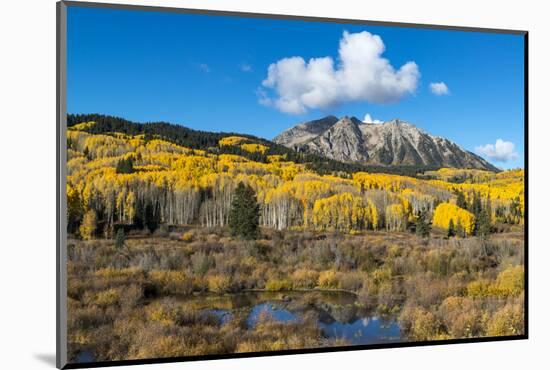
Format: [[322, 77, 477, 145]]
[[0, 0, 547, 369]]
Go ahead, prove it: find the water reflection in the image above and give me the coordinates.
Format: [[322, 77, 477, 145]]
[[196, 291, 402, 346]]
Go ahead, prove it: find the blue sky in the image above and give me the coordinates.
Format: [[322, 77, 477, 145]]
[[67, 6, 525, 169]]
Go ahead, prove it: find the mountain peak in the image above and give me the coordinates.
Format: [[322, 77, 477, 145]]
[[387, 118, 405, 125], [273, 115, 499, 171]]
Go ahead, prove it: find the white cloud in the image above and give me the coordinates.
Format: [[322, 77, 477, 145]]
[[260, 31, 420, 114], [199, 63, 210, 73], [240, 63, 252, 72], [429, 82, 449, 95], [363, 113, 383, 124], [475, 139, 519, 162]]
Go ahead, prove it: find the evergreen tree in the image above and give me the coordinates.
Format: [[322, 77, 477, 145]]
[[67, 188, 84, 234], [477, 210, 491, 240], [115, 228, 126, 250], [456, 218, 464, 238], [447, 219, 456, 237], [116, 157, 135, 174], [456, 190, 468, 210], [415, 210, 431, 238], [83, 146, 91, 160], [471, 191, 482, 217], [229, 182, 260, 239], [486, 194, 493, 222]]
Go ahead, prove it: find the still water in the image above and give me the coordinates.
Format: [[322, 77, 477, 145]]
[[200, 291, 401, 345], [74, 291, 402, 363]]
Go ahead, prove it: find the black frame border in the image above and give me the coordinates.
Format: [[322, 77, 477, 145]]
[[56, 1, 529, 369]]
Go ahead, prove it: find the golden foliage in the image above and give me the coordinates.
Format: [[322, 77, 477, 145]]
[[67, 122, 524, 234], [219, 136, 248, 146], [265, 278, 292, 291], [207, 275, 233, 293], [432, 203, 475, 235], [487, 302, 524, 336], [318, 270, 340, 289], [241, 143, 269, 154], [79, 210, 97, 240]]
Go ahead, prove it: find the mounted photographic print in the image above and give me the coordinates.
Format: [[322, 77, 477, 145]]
[[56, 1, 528, 368]]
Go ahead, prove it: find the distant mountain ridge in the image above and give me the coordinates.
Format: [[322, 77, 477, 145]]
[[273, 116, 499, 172]]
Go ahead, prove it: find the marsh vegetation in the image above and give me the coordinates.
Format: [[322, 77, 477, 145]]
[[67, 227, 524, 362]]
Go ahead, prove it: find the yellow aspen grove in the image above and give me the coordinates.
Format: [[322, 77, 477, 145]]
[[80, 210, 97, 240], [124, 191, 136, 224], [240, 143, 269, 154], [66, 122, 523, 235], [385, 204, 407, 231], [218, 136, 248, 146], [312, 193, 377, 232], [432, 203, 475, 235]]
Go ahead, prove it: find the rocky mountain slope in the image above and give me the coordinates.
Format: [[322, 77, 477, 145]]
[[273, 116, 499, 171]]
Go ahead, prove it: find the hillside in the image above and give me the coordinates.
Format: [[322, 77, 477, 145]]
[[66, 115, 524, 237], [67, 114, 442, 177]]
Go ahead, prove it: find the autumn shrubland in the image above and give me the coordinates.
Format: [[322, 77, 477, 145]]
[[68, 227, 524, 361], [66, 117, 525, 362]]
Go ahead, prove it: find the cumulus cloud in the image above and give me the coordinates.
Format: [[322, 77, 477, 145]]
[[363, 113, 383, 124], [430, 82, 449, 95], [259, 31, 420, 114], [475, 139, 519, 162], [198, 63, 210, 73]]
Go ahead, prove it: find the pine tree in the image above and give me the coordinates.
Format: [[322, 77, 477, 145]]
[[116, 157, 135, 174], [67, 186, 84, 234], [456, 190, 468, 210], [477, 210, 491, 240], [229, 182, 260, 239], [115, 228, 126, 250], [456, 218, 464, 238], [415, 210, 431, 238], [471, 191, 482, 217]]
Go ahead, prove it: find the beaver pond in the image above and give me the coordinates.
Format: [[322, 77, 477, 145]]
[[198, 291, 402, 345], [75, 290, 402, 363]]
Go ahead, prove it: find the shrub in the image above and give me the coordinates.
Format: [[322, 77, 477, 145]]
[[439, 296, 486, 338], [120, 284, 143, 308], [467, 279, 492, 298], [191, 251, 211, 276], [399, 305, 440, 341], [181, 231, 194, 242], [338, 272, 364, 291], [207, 275, 233, 293], [487, 302, 524, 336], [94, 288, 120, 307], [147, 299, 180, 325], [265, 278, 292, 291], [371, 267, 392, 285], [149, 270, 193, 295], [291, 269, 319, 289], [493, 266, 524, 297], [317, 270, 340, 289]]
